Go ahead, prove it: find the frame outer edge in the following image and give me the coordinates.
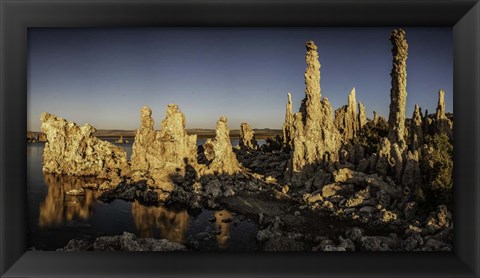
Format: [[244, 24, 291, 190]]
[[1, 0, 5, 276], [454, 2, 480, 276]]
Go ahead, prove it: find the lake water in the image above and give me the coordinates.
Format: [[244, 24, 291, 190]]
[[27, 140, 264, 251]]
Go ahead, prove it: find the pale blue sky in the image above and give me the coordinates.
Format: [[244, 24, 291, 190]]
[[27, 27, 452, 131]]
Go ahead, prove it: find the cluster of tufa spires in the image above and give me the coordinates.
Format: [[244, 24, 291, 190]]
[[40, 28, 453, 200], [281, 29, 452, 186]]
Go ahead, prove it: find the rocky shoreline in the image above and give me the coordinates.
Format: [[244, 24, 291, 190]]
[[38, 29, 453, 251]]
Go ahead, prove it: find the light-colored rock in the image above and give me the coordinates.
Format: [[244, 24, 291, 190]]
[[306, 193, 323, 203], [289, 40, 341, 179], [387, 29, 408, 148], [282, 92, 294, 150], [390, 142, 405, 183], [376, 137, 391, 177], [239, 122, 258, 150], [321, 183, 342, 198], [380, 209, 398, 223], [203, 116, 241, 175], [410, 104, 424, 150], [333, 168, 401, 197], [41, 113, 129, 180], [434, 90, 453, 137], [373, 111, 379, 126], [65, 188, 85, 196], [334, 88, 358, 141], [345, 187, 370, 208], [291, 112, 306, 172], [130, 105, 198, 193], [358, 101, 367, 130]]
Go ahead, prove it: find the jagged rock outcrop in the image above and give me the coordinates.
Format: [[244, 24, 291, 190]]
[[239, 122, 258, 150], [130, 105, 198, 193], [130, 106, 156, 172], [282, 92, 294, 150], [335, 88, 358, 141], [434, 90, 453, 137], [387, 29, 408, 148], [203, 116, 241, 175], [436, 90, 446, 119], [373, 111, 379, 126], [27, 131, 47, 142], [289, 40, 341, 178], [41, 112, 129, 180], [410, 104, 424, 150], [291, 112, 307, 172], [374, 29, 409, 184], [401, 150, 422, 189], [375, 137, 392, 177], [59, 232, 186, 251], [358, 101, 367, 130], [423, 109, 431, 137]]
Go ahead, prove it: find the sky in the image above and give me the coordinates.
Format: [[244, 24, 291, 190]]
[[27, 27, 453, 131]]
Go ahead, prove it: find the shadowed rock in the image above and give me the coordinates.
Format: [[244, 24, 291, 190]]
[[59, 232, 186, 251], [423, 109, 431, 137], [410, 104, 424, 150]]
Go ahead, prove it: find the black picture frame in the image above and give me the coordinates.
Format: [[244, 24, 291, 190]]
[[1, 0, 479, 277]]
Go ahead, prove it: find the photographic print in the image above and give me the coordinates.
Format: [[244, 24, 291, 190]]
[[27, 27, 453, 251]]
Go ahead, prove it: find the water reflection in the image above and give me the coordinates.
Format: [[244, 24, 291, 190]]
[[214, 210, 232, 249], [131, 201, 189, 243], [39, 174, 103, 227]]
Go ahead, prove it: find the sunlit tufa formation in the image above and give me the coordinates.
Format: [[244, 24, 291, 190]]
[[202, 116, 241, 175], [282, 92, 294, 151], [130, 104, 198, 194], [358, 101, 367, 130], [387, 29, 408, 148], [410, 104, 424, 151], [335, 87, 359, 141], [374, 29, 410, 183], [289, 40, 341, 177], [239, 122, 258, 150], [41, 112, 129, 180], [434, 90, 453, 137]]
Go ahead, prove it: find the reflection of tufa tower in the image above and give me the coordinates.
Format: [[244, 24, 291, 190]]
[[131, 201, 189, 243], [387, 29, 408, 148], [39, 174, 101, 227], [214, 210, 232, 249]]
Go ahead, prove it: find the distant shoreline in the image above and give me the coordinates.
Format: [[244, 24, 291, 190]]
[[27, 128, 283, 140]]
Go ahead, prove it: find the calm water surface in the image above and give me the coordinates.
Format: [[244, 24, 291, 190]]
[[27, 140, 265, 251]]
